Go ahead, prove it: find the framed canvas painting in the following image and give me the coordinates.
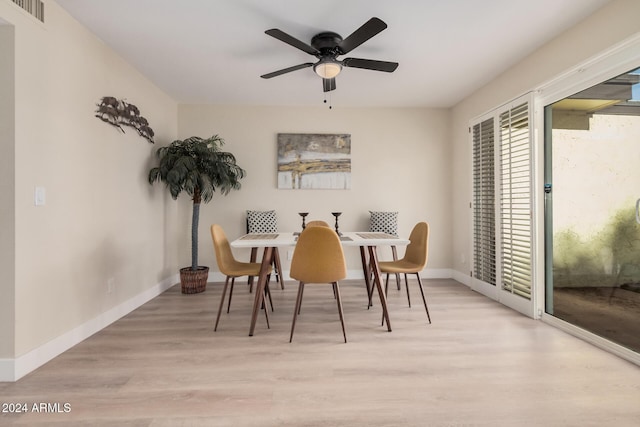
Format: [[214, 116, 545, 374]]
[[277, 133, 351, 189]]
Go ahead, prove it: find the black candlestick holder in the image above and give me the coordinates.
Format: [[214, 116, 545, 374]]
[[331, 212, 342, 235], [298, 212, 309, 231]]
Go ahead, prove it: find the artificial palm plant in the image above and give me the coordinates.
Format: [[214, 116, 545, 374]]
[[149, 135, 246, 293]]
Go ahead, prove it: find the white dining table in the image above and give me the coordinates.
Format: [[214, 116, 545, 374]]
[[231, 231, 410, 336]]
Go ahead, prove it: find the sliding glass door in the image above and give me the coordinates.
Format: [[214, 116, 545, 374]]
[[545, 67, 640, 353]]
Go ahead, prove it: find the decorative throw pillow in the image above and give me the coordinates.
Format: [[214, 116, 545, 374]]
[[247, 210, 278, 233], [369, 211, 398, 236]]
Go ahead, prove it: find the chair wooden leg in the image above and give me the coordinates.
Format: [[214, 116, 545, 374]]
[[262, 273, 272, 328], [384, 273, 390, 295], [367, 263, 377, 307], [214, 276, 231, 331], [334, 282, 347, 343], [405, 275, 411, 308], [248, 247, 258, 292], [265, 279, 274, 312], [263, 290, 271, 329], [391, 246, 401, 290], [415, 274, 431, 324], [297, 283, 305, 315], [226, 277, 236, 313], [260, 274, 270, 309], [260, 274, 274, 311], [290, 282, 305, 342], [273, 248, 285, 289]]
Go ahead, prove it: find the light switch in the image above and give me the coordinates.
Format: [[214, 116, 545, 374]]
[[34, 186, 46, 206]]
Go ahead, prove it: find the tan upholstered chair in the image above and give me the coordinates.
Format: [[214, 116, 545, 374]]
[[289, 225, 348, 342], [378, 222, 431, 324], [211, 224, 273, 331], [305, 220, 330, 228]]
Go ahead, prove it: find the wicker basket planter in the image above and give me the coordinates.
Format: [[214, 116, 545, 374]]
[[179, 266, 209, 294]]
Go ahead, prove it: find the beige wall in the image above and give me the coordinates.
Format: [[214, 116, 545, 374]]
[[177, 105, 452, 275], [451, 0, 640, 279], [0, 1, 178, 358], [0, 23, 15, 358]]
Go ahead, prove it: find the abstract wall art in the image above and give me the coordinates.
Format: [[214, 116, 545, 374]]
[[277, 133, 351, 189]]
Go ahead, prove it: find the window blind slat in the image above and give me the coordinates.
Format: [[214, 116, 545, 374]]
[[499, 101, 532, 300], [472, 118, 496, 285]]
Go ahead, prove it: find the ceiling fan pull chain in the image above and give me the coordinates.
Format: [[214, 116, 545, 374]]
[[322, 83, 332, 110], [323, 80, 330, 108], [323, 79, 327, 103]]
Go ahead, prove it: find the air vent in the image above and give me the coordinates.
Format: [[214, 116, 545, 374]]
[[11, 0, 44, 23]]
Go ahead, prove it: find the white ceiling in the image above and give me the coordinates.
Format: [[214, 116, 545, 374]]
[[55, 0, 611, 108]]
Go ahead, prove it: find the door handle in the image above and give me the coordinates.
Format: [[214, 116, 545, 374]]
[[636, 198, 640, 224]]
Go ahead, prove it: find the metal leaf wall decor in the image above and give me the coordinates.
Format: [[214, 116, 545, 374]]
[[95, 96, 155, 143]]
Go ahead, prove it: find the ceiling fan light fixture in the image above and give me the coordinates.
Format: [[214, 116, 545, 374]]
[[262, 18, 397, 93], [314, 61, 342, 79]]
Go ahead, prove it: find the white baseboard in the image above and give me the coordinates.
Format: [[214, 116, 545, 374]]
[[451, 270, 472, 287], [0, 274, 178, 382], [421, 268, 454, 279]]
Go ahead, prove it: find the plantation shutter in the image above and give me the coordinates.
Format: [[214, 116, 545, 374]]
[[472, 118, 496, 285], [499, 102, 532, 299]]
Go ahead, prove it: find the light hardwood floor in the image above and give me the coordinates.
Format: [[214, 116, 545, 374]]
[[1, 279, 639, 426]]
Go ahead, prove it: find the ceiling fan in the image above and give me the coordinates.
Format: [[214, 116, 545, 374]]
[[260, 17, 399, 92]]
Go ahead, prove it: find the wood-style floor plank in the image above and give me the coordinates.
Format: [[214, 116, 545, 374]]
[[1, 279, 639, 426]]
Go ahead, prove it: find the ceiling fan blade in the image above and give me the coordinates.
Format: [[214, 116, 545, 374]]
[[338, 17, 387, 54], [322, 78, 336, 92], [265, 29, 319, 55], [342, 58, 398, 73], [261, 63, 314, 79]]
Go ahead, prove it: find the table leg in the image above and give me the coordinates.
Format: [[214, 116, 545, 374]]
[[249, 246, 274, 336], [272, 247, 285, 289], [368, 246, 392, 332], [359, 246, 373, 308], [248, 247, 258, 292], [391, 245, 401, 290]]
